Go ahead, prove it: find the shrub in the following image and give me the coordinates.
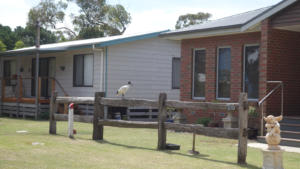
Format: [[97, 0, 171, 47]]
[[196, 117, 211, 127], [248, 106, 258, 117]]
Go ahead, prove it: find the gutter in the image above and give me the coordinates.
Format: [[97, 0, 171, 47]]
[[159, 25, 243, 38]]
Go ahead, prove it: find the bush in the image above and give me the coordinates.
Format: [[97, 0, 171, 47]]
[[248, 106, 258, 117], [196, 117, 211, 127]]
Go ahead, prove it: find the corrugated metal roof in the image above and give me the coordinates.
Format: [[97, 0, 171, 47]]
[[0, 30, 169, 56], [162, 6, 272, 36]]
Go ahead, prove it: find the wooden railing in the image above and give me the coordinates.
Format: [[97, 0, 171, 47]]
[[0, 76, 69, 102], [49, 92, 249, 164], [258, 81, 283, 136], [1, 76, 53, 104]]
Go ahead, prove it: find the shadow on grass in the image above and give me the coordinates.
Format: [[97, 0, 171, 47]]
[[94, 140, 260, 169]]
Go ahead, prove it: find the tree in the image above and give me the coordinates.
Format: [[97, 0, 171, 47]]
[[14, 40, 25, 49], [0, 40, 6, 51], [0, 24, 16, 50], [27, 0, 75, 37], [14, 26, 57, 46], [77, 27, 104, 39], [71, 0, 131, 38], [175, 12, 212, 29]]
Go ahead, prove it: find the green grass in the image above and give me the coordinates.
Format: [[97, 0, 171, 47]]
[[0, 117, 299, 169]]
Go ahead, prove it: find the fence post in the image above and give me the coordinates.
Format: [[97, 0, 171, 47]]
[[93, 92, 105, 140], [237, 93, 249, 164], [49, 92, 57, 134], [157, 93, 167, 150], [68, 103, 74, 138]]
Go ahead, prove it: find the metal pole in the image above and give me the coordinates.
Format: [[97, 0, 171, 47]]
[[281, 83, 284, 116], [35, 20, 40, 120], [16, 55, 21, 118], [261, 102, 264, 136]]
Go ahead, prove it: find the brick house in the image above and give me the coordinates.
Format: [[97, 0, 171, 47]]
[[161, 0, 300, 130]]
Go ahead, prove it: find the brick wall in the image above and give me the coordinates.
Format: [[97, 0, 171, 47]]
[[266, 29, 300, 116], [180, 32, 261, 123]]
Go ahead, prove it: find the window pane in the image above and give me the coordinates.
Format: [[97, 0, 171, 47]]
[[244, 46, 259, 99], [172, 58, 181, 89], [84, 54, 93, 86], [217, 48, 231, 98], [74, 55, 83, 86], [193, 50, 206, 98]]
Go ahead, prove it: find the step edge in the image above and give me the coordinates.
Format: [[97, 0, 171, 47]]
[[257, 136, 300, 143], [280, 123, 300, 127]]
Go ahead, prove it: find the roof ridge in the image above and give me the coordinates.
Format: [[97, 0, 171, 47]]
[[211, 6, 272, 22], [180, 5, 273, 31]]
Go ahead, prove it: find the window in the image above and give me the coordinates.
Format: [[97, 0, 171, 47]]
[[73, 54, 93, 87], [217, 47, 231, 99], [244, 45, 259, 99], [3, 60, 16, 86], [172, 58, 181, 89], [193, 49, 206, 98]]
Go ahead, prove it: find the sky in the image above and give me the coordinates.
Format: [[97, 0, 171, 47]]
[[0, 0, 282, 35]]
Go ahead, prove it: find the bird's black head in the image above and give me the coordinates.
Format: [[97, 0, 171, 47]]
[[128, 81, 132, 85]]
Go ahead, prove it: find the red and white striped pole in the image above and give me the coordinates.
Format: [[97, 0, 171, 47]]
[[68, 103, 74, 138]]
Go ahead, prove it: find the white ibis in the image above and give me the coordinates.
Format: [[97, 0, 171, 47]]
[[116, 81, 132, 98]]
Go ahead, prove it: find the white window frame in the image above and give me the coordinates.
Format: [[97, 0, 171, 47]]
[[216, 46, 231, 100], [243, 44, 260, 101], [192, 48, 206, 100]]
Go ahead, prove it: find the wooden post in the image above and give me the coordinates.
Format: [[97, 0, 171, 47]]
[[192, 132, 196, 152], [68, 103, 74, 138], [51, 78, 55, 94], [237, 93, 249, 164], [157, 93, 167, 150], [49, 92, 57, 134], [93, 92, 105, 140]]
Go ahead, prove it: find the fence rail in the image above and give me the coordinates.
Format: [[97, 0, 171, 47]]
[[49, 92, 249, 164]]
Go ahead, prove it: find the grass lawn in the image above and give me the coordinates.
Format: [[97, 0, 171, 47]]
[[0, 118, 299, 169]]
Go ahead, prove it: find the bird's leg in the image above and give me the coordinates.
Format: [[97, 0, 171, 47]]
[[122, 94, 125, 99]]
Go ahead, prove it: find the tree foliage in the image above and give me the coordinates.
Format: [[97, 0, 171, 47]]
[[71, 0, 131, 38], [0, 0, 131, 50], [14, 40, 25, 49], [175, 12, 212, 29], [0, 40, 7, 51], [14, 26, 57, 46], [27, 0, 75, 37], [28, 0, 67, 28], [77, 27, 104, 39], [0, 24, 16, 50]]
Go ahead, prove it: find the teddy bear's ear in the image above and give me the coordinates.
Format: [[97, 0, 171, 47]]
[[275, 115, 283, 122], [264, 117, 267, 122]]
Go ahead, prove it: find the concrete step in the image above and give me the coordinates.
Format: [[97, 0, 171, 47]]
[[281, 130, 300, 139], [257, 136, 300, 147], [281, 116, 300, 124], [280, 123, 300, 132]]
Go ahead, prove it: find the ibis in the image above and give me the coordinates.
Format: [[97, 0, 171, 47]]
[[116, 81, 132, 98]]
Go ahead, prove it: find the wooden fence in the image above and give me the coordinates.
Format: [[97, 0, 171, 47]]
[[49, 92, 249, 164]]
